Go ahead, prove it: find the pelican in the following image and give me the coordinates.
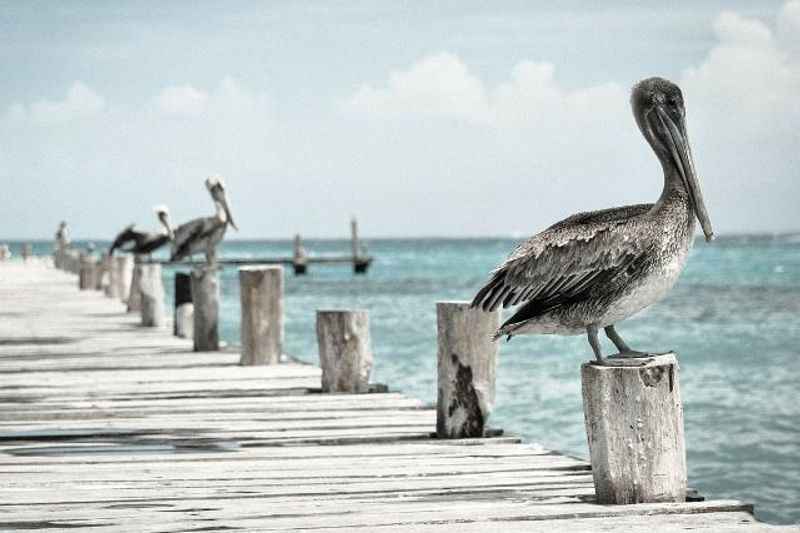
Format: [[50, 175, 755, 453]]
[[170, 176, 238, 265], [471, 77, 713, 365], [55, 221, 70, 248], [108, 206, 174, 256]]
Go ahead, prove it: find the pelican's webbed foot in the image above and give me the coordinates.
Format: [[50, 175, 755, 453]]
[[586, 325, 664, 366]]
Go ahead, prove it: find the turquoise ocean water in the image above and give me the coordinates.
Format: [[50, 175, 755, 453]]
[[7, 236, 800, 524]]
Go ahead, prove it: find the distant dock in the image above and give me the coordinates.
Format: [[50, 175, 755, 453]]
[[149, 217, 372, 274], [0, 260, 791, 532]]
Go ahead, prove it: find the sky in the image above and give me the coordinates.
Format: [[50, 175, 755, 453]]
[[1, 1, 798, 239]]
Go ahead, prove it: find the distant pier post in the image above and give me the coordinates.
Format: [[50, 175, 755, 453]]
[[581, 353, 687, 504], [350, 217, 369, 274], [191, 267, 219, 351], [68, 250, 80, 274], [239, 266, 283, 365], [94, 255, 106, 291], [316, 309, 373, 393], [174, 272, 194, 339], [139, 263, 166, 327], [115, 256, 133, 303], [78, 254, 95, 290], [436, 301, 500, 439], [104, 255, 119, 299], [127, 257, 144, 313], [292, 234, 308, 275]]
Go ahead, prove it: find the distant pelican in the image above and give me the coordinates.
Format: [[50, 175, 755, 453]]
[[55, 221, 70, 248], [471, 77, 713, 365], [170, 176, 238, 265], [109, 206, 174, 256]]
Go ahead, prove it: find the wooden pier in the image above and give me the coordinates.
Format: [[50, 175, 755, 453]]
[[0, 261, 792, 532], [145, 217, 373, 275]]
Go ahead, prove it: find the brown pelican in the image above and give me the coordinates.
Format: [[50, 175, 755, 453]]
[[471, 77, 713, 365], [170, 176, 238, 265], [109, 206, 174, 256], [55, 221, 70, 248]]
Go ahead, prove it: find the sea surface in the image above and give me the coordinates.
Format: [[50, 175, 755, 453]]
[[6, 235, 800, 524]]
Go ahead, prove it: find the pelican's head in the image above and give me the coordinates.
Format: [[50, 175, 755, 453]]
[[631, 77, 713, 242], [205, 175, 238, 231], [153, 205, 175, 240]]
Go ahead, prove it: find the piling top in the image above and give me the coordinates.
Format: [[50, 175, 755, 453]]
[[317, 309, 369, 315], [582, 352, 678, 372], [436, 300, 472, 308], [239, 264, 284, 272]]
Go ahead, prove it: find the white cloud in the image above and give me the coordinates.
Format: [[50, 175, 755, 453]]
[[348, 53, 490, 122], [347, 52, 627, 131], [155, 85, 209, 116], [681, 10, 800, 120], [343, 1, 800, 234], [5, 82, 106, 124], [776, 0, 800, 54]]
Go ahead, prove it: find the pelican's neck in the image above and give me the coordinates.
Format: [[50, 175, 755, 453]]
[[213, 200, 228, 224], [654, 155, 689, 209], [652, 159, 695, 238]]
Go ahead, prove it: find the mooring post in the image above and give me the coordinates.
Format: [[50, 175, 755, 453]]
[[436, 301, 500, 439], [191, 266, 219, 351], [350, 217, 369, 274], [581, 353, 686, 504], [292, 234, 308, 275], [316, 309, 373, 392], [115, 255, 133, 303], [127, 257, 144, 313], [68, 250, 80, 274], [104, 255, 119, 298], [173, 272, 194, 339], [78, 254, 95, 290], [139, 263, 166, 327], [239, 266, 283, 365], [94, 255, 106, 291]]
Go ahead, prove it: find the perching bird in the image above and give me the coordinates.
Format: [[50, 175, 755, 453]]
[[108, 206, 174, 256], [170, 176, 238, 266], [55, 221, 70, 248], [471, 77, 713, 365]]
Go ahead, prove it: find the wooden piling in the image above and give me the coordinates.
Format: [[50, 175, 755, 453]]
[[292, 234, 308, 275], [350, 217, 369, 274], [191, 267, 219, 351], [173, 272, 194, 339], [139, 264, 166, 327], [104, 255, 119, 298], [115, 256, 133, 303], [239, 266, 283, 365], [316, 309, 373, 393], [436, 301, 500, 439], [127, 259, 143, 313], [581, 353, 686, 504], [78, 255, 96, 290]]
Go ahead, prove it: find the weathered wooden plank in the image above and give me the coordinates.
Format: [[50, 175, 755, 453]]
[[0, 261, 778, 533]]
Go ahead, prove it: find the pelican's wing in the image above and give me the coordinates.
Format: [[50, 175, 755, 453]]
[[171, 217, 217, 261], [109, 224, 137, 255], [135, 233, 170, 255], [471, 204, 653, 314]]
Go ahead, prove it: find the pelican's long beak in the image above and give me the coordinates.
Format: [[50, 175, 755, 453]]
[[158, 213, 175, 240], [656, 106, 714, 242], [222, 196, 238, 231]]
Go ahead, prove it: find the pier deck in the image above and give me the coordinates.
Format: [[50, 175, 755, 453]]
[[0, 262, 792, 532]]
